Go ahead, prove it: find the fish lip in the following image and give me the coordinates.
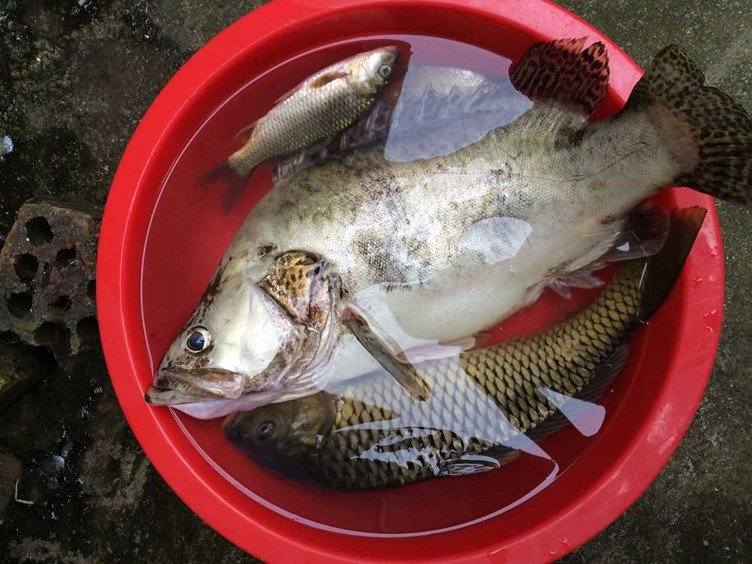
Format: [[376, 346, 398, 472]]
[[169, 391, 285, 419], [144, 369, 244, 405]]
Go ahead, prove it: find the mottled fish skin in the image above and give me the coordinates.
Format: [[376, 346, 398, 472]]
[[226, 47, 399, 178], [225, 101, 677, 344], [224, 258, 646, 490], [224, 207, 706, 490]]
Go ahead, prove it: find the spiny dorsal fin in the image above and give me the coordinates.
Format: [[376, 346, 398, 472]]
[[510, 38, 610, 117]]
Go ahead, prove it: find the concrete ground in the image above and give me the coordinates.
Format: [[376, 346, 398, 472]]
[[0, 1, 750, 562]]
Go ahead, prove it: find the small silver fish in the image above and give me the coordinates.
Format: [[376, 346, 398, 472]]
[[199, 46, 399, 188], [272, 64, 527, 181]]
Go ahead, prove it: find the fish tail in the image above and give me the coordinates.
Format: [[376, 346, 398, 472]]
[[638, 206, 707, 320], [194, 160, 249, 190], [626, 45, 752, 208]]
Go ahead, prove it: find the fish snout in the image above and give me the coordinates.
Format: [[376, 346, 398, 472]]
[[144, 369, 244, 405]]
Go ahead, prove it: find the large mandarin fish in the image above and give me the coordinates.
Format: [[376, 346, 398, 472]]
[[223, 209, 705, 490], [147, 39, 752, 419]]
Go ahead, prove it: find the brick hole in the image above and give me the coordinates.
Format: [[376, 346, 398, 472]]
[[50, 295, 72, 313], [0, 330, 20, 343], [55, 247, 76, 267], [7, 291, 33, 318], [87, 279, 96, 301], [14, 253, 39, 282], [76, 316, 99, 343], [34, 322, 69, 345], [25, 217, 54, 246]]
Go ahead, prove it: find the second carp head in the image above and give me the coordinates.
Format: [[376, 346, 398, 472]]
[[223, 393, 334, 479], [145, 251, 342, 419]]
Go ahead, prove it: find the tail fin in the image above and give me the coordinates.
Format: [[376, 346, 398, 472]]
[[627, 45, 752, 208], [194, 162, 249, 213], [638, 206, 706, 320]]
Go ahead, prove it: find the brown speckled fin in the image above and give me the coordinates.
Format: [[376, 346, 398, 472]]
[[625, 45, 752, 208], [592, 202, 671, 268], [510, 38, 610, 117], [342, 308, 430, 401], [258, 251, 333, 331]]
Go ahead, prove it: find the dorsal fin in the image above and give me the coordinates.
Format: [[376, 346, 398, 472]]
[[510, 38, 610, 117]]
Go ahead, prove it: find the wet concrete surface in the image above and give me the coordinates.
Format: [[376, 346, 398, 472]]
[[0, 1, 750, 562]]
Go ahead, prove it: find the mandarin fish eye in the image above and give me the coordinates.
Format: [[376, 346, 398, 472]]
[[256, 421, 276, 441], [185, 326, 211, 353], [378, 64, 391, 78]]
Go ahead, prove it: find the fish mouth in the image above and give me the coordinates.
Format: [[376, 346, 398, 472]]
[[144, 369, 244, 406]]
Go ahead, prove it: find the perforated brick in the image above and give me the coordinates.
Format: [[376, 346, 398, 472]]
[[0, 199, 100, 354]]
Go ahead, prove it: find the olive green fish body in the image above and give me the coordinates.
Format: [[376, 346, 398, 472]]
[[303, 261, 645, 490]]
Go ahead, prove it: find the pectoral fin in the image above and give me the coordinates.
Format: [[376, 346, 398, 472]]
[[394, 336, 477, 364], [342, 307, 430, 401], [439, 451, 520, 477], [309, 69, 348, 89]]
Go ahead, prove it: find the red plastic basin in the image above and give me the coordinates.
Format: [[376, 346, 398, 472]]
[[97, 0, 724, 562]]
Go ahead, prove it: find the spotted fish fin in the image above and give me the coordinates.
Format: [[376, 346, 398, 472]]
[[599, 202, 671, 265], [342, 307, 430, 401], [624, 45, 752, 209], [525, 343, 630, 443], [510, 38, 610, 118]]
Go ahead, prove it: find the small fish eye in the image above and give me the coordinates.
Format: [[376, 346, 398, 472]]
[[378, 64, 391, 78], [256, 421, 276, 441], [185, 326, 211, 353]]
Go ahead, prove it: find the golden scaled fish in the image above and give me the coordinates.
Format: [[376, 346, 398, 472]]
[[223, 209, 706, 490], [147, 40, 752, 419], [198, 46, 400, 189]]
